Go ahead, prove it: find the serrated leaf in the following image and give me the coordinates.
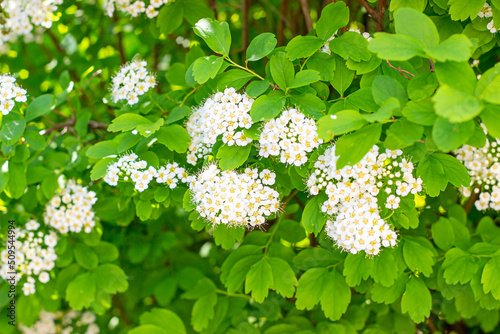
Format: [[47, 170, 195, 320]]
[[432, 85, 483, 123], [395, 8, 440, 48], [295, 267, 328, 310], [92, 264, 128, 294], [401, 277, 432, 323], [481, 254, 500, 300], [317, 110, 367, 141], [320, 270, 351, 321], [268, 257, 298, 298], [192, 56, 224, 84], [66, 273, 96, 310], [301, 196, 327, 236], [156, 124, 191, 153], [403, 236, 436, 276], [442, 248, 479, 284], [245, 257, 274, 303], [216, 144, 252, 170], [335, 123, 382, 169]]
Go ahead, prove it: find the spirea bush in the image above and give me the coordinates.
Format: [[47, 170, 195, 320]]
[[1, 0, 500, 333]]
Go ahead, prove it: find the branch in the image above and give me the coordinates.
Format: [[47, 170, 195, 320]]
[[359, 0, 376, 16], [429, 59, 435, 72], [464, 190, 480, 215], [112, 295, 131, 326], [242, 0, 250, 59], [299, 0, 313, 32], [386, 60, 415, 80], [40, 118, 109, 135]]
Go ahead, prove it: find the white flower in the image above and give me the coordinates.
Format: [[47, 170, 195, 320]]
[[19, 309, 100, 334], [103, 0, 168, 18], [186, 88, 255, 165], [258, 108, 322, 166], [110, 60, 156, 105], [478, 3, 493, 18], [189, 164, 281, 227], [44, 180, 98, 234]]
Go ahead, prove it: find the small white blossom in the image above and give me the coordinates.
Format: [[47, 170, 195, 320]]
[[103, 0, 168, 18], [19, 309, 100, 334], [110, 60, 156, 105], [0, 75, 27, 115]]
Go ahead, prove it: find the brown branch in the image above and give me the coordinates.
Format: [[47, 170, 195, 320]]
[[374, 0, 387, 32], [429, 59, 435, 72], [113, 13, 126, 64], [359, 0, 376, 16], [464, 190, 480, 215], [40, 118, 109, 135], [47, 29, 65, 54], [277, 0, 288, 46], [112, 295, 131, 326], [242, 0, 250, 60], [299, 0, 313, 33], [386, 60, 415, 80]]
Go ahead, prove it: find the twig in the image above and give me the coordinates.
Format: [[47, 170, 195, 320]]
[[113, 13, 126, 64], [299, 0, 313, 32], [112, 295, 131, 326], [386, 60, 415, 80], [374, 0, 387, 32], [40, 118, 109, 135], [464, 190, 480, 215], [242, 0, 249, 59], [429, 59, 435, 72]]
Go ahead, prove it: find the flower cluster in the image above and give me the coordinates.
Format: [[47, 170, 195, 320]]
[[186, 88, 254, 165], [189, 165, 281, 227], [477, 3, 497, 33], [0, 0, 63, 46], [44, 180, 98, 234], [455, 135, 500, 211], [110, 60, 156, 105], [258, 108, 322, 166], [0, 221, 58, 296], [103, 0, 169, 18], [0, 74, 27, 115], [104, 153, 191, 192], [19, 309, 100, 334], [307, 145, 423, 255]]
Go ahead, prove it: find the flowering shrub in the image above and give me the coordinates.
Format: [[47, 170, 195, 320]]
[[1, 0, 500, 333]]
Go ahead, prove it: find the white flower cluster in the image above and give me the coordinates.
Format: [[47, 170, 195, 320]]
[[0, 221, 57, 296], [487, 20, 498, 33], [258, 108, 322, 166], [175, 36, 191, 49], [455, 136, 500, 211], [103, 0, 169, 18], [110, 60, 156, 105], [0, 0, 63, 46], [19, 309, 100, 334], [186, 88, 254, 165], [44, 180, 98, 234], [104, 153, 191, 192], [307, 145, 423, 256], [321, 26, 372, 54], [478, 2, 493, 18], [0, 74, 27, 115], [189, 165, 281, 227]]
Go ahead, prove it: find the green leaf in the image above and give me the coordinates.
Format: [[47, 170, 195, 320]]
[[221, 245, 263, 284], [407, 72, 439, 100], [317, 110, 367, 141], [192, 56, 224, 84], [129, 325, 166, 334], [295, 267, 328, 310], [432, 117, 475, 152], [246, 80, 270, 98], [431, 217, 456, 251], [425, 34, 473, 62], [246, 33, 277, 61], [371, 250, 399, 287], [343, 254, 373, 286], [331, 55, 354, 96], [139, 308, 186, 334], [384, 117, 423, 149], [402, 98, 436, 125], [395, 8, 440, 48], [182, 277, 217, 299], [442, 248, 479, 284], [0, 117, 26, 146], [216, 144, 252, 170], [389, 0, 427, 12], [417, 153, 470, 196], [193, 18, 231, 56], [212, 224, 245, 249], [92, 263, 129, 294], [481, 105, 500, 139], [330, 32, 372, 62], [158, 3, 183, 34], [279, 219, 306, 243], [403, 236, 436, 276], [225, 254, 263, 294], [7, 162, 27, 199], [270, 52, 295, 90], [268, 257, 298, 298], [433, 85, 483, 123], [73, 243, 99, 269], [86, 140, 118, 159], [250, 94, 286, 121], [371, 275, 409, 304], [401, 277, 432, 323], [108, 113, 152, 132], [435, 61, 476, 94], [307, 53, 336, 81], [369, 33, 424, 61], [91, 158, 114, 181], [293, 248, 341, 270], [24, 130, 45, 150], [335, 123, 382, 169], [320, 270, 351, 321], [316, 2, 350, 41], [245, 257, 274, 302], [17, 295, 41, 327], [477, 65, 500, 104], [290, 93, 325, 119], [448, 0, 485, 21], [93, 241, 119, 263], [372, 75, 408, 106], [166, 106, 191, 124], [216, 69, 254, 90], [285, 36, 325, 61], [156, 125, 191, 153], [301, 196, 327, 236], [289, 70, 320, 89], [364, 98, 399, 123], [192, 292, 217, 331], [66, 273, 96, 310], [25, 94, 55, 121], [481, 254, 500, 300]]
